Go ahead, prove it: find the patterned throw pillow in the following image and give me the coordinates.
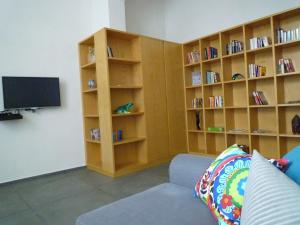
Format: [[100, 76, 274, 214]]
[[194, 144, 289, 225]]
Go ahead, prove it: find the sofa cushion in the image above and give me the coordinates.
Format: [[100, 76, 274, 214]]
[[284, 145, 300, 185], [240, 151, 300, 225], [76, 183, 216, 225], [195, 145, 289, 225]]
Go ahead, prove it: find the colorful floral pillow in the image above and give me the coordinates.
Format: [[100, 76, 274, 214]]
[[194, 144, 289, 225]]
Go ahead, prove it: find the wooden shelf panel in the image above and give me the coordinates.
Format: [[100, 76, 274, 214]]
[[184, 62, 200, 67], [82, 88, 97, 93], [81, 62, 96, 69], [84, 115, 99, 118], [108, 57, 141, 64], [112, 112, 144, 117], [113, 137, 146, 146], [110, 85, 143, 89], [86, 139, 101, 144]]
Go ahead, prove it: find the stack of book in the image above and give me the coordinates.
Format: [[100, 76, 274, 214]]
[[252, 91, 268, 105], [107, 46, 113, 58], [209, 96, 223, 108], [192, 71, 202, 85], [225, 40, 243, 55], [277, 27, 300, 43], [249, 37, 270, 50], [278, 58, 295, 74], [192, 98, 203, 108], [204, 47, 218, 60], [206, 71, 220, 84], [248, 64, 266, 78], [187, 51, 200, 64]]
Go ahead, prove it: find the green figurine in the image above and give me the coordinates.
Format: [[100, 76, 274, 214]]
[[114, 102, 134, 114]]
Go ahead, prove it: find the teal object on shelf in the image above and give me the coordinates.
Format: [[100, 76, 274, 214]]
[[114, 102, 134, 114], [284, 145, 300, 185]]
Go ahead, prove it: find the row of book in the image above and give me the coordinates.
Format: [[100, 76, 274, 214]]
[[278, 58, 295, 74], [204, 47, 218, 60], [248, 64, 266, 78], [209, 96, 223, 108], [277, 27, 300, 44], [249, 36, 270, 50], [225, 40, 243, 55], [192, 98, 203, 108], [252, 91, 268, 105], [107, 46, 114, 58], [206, 71, 220, 84], [192, 71, 202, 85], [187, 51, 200, 64]]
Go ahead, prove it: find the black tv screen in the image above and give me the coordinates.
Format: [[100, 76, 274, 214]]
[[2, 76, 61, 109]]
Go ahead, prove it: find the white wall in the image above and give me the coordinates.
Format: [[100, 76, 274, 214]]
[[126, 0, 300, 43], [125, 0, 165, 39], [109, 0, 126, 30], [0, 0, 126, 183]]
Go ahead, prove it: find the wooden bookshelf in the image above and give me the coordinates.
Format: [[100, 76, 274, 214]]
[[182, 7, 300, 158], [79, 28, 187, 177]]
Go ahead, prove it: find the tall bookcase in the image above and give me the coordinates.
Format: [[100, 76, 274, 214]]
[[79, 28, 186, 177], [183, 7, 300, 158]]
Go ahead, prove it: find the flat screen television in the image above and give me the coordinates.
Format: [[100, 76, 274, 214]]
[[2, 76, 61, 109]]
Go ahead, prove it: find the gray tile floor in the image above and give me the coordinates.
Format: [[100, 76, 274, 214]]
[[0, 164, 169, 225]]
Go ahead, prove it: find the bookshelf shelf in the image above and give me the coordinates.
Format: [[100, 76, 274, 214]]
[[275, 40, 300, 48], [187, 108, 202, 111], [222, 52, 244, 59], [276, 72, 300, 77], [202, 57, 220, 63], [112, 112, 144, 117], [203, 82, 222, 87], [113, 137, 146, 146], [247, 75, 274, 81], [246, 46, 272, 54], [80, 28, 187, 177], [188, 130, 205, 133], [183, 7, 300, 158], [108, 57, 141, 64], [82, 88, 97, 93], [86, 139, 101, 144], [226, 131, 249, 135], [278, 103, 300, 107], [84, 114, 99, 118], [223, 79, 245, 84], [184, 62, 200, 67], [249, 105, 276, 108], [110, 85, 143, 89], [185, 85, 202, 89], [81, 62, 96, 69]]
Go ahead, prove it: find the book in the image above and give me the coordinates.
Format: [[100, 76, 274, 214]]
[[192, 71, 201, 85], [278, 58, 295, 74], [187, 51, 200, 64], [209, 96, 223, 108], [249, 36, 270, 50], [192, 98, 202, 108], [206, 71, 220, 84], [225, 40, 243, 55], [204, 47, 218, 60], [277, 26, 300, 44], [107, 46, 113, 58], [248, 64, 267, 78], [252, 91, 268, 105]]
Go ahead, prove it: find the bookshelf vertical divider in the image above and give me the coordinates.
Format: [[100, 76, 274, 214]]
[[183, 7, 300, 158]]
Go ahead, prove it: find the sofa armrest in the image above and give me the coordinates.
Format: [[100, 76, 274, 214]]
[[169, 154, 214, 190]]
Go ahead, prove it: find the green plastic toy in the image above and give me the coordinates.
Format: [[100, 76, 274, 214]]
[[114, 102, 134, 114]]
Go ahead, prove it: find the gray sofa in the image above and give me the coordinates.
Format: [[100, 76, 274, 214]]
[[76, 154, 217, 225]]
